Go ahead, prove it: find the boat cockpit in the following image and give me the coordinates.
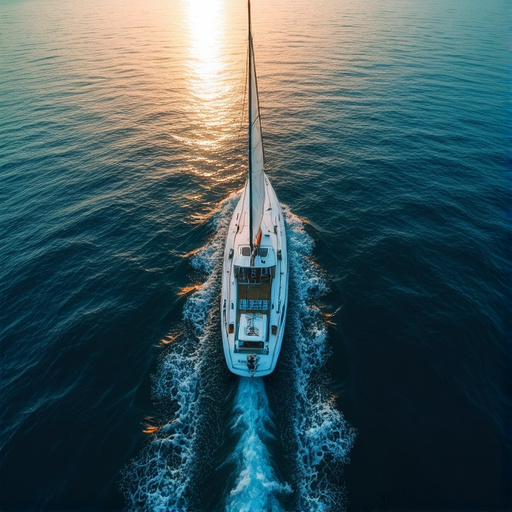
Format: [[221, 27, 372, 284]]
[[233, 264, 276, 355]]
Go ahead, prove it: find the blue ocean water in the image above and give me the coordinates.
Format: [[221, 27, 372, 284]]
[[1, 0, 510, 510]]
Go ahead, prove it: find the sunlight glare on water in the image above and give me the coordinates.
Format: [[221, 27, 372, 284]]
[[186, 0, 225, 86], [180, 0, 247, 177]]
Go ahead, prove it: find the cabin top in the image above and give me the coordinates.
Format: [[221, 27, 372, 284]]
[[234, 245, 276, 268]]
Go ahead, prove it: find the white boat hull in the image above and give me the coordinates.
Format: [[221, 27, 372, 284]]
[[221, 175, 288, 377]]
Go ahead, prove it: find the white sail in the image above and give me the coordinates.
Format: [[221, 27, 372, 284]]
[[248, 15, 265, 248]]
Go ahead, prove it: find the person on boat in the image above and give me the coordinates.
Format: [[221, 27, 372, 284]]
[[247, 355, 259, 372]]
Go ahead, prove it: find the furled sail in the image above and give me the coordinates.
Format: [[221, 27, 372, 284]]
[[248, 0, 265, 250]]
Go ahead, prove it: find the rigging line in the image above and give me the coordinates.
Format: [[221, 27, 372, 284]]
[[249, 22, 267, 171], [237, 44, 249, 146]]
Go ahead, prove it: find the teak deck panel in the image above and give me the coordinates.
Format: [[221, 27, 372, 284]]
[[237, 281, 271, 309]]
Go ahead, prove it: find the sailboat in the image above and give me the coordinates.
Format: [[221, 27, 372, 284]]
[[221, 0, 288, 377]]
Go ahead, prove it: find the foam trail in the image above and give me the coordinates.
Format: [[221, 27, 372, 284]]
[[285, 209, 356, 511], [120, 197, 355, 511], [120, 194, 239, 511], [224, 378, 291, 512]]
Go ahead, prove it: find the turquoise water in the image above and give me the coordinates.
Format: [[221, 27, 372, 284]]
[[1, 0, 510, 510]]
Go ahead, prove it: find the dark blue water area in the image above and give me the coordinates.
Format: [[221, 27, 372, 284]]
[[309, 106, 512, 509], [0, 169, 200, 509], [1, 0, 512, 510]]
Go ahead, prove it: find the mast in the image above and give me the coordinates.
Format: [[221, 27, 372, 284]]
[[248, 0, 253, 251], [247, 0, 265, 261]]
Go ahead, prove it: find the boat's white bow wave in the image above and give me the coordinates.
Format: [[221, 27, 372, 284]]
[[121, 196, 354, 511]]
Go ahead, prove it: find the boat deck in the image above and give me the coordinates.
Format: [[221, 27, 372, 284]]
[[236, 268, 272, 352], [237, 281, 271, 311]]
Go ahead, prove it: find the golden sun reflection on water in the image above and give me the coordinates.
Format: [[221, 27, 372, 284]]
[[186, 0, 224, 92], [182, 0, 245, 160]]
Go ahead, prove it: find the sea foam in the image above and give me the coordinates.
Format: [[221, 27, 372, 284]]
[[121, 196, 355, 511], [223, 378, 292, 512], [285, 209, 356, 511], [120, 194, 238, 511]]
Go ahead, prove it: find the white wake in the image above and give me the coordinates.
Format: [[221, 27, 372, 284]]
[[121, 196, 355, 511], [286, 209, 356, 510], [224, 378, 291, 512]]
